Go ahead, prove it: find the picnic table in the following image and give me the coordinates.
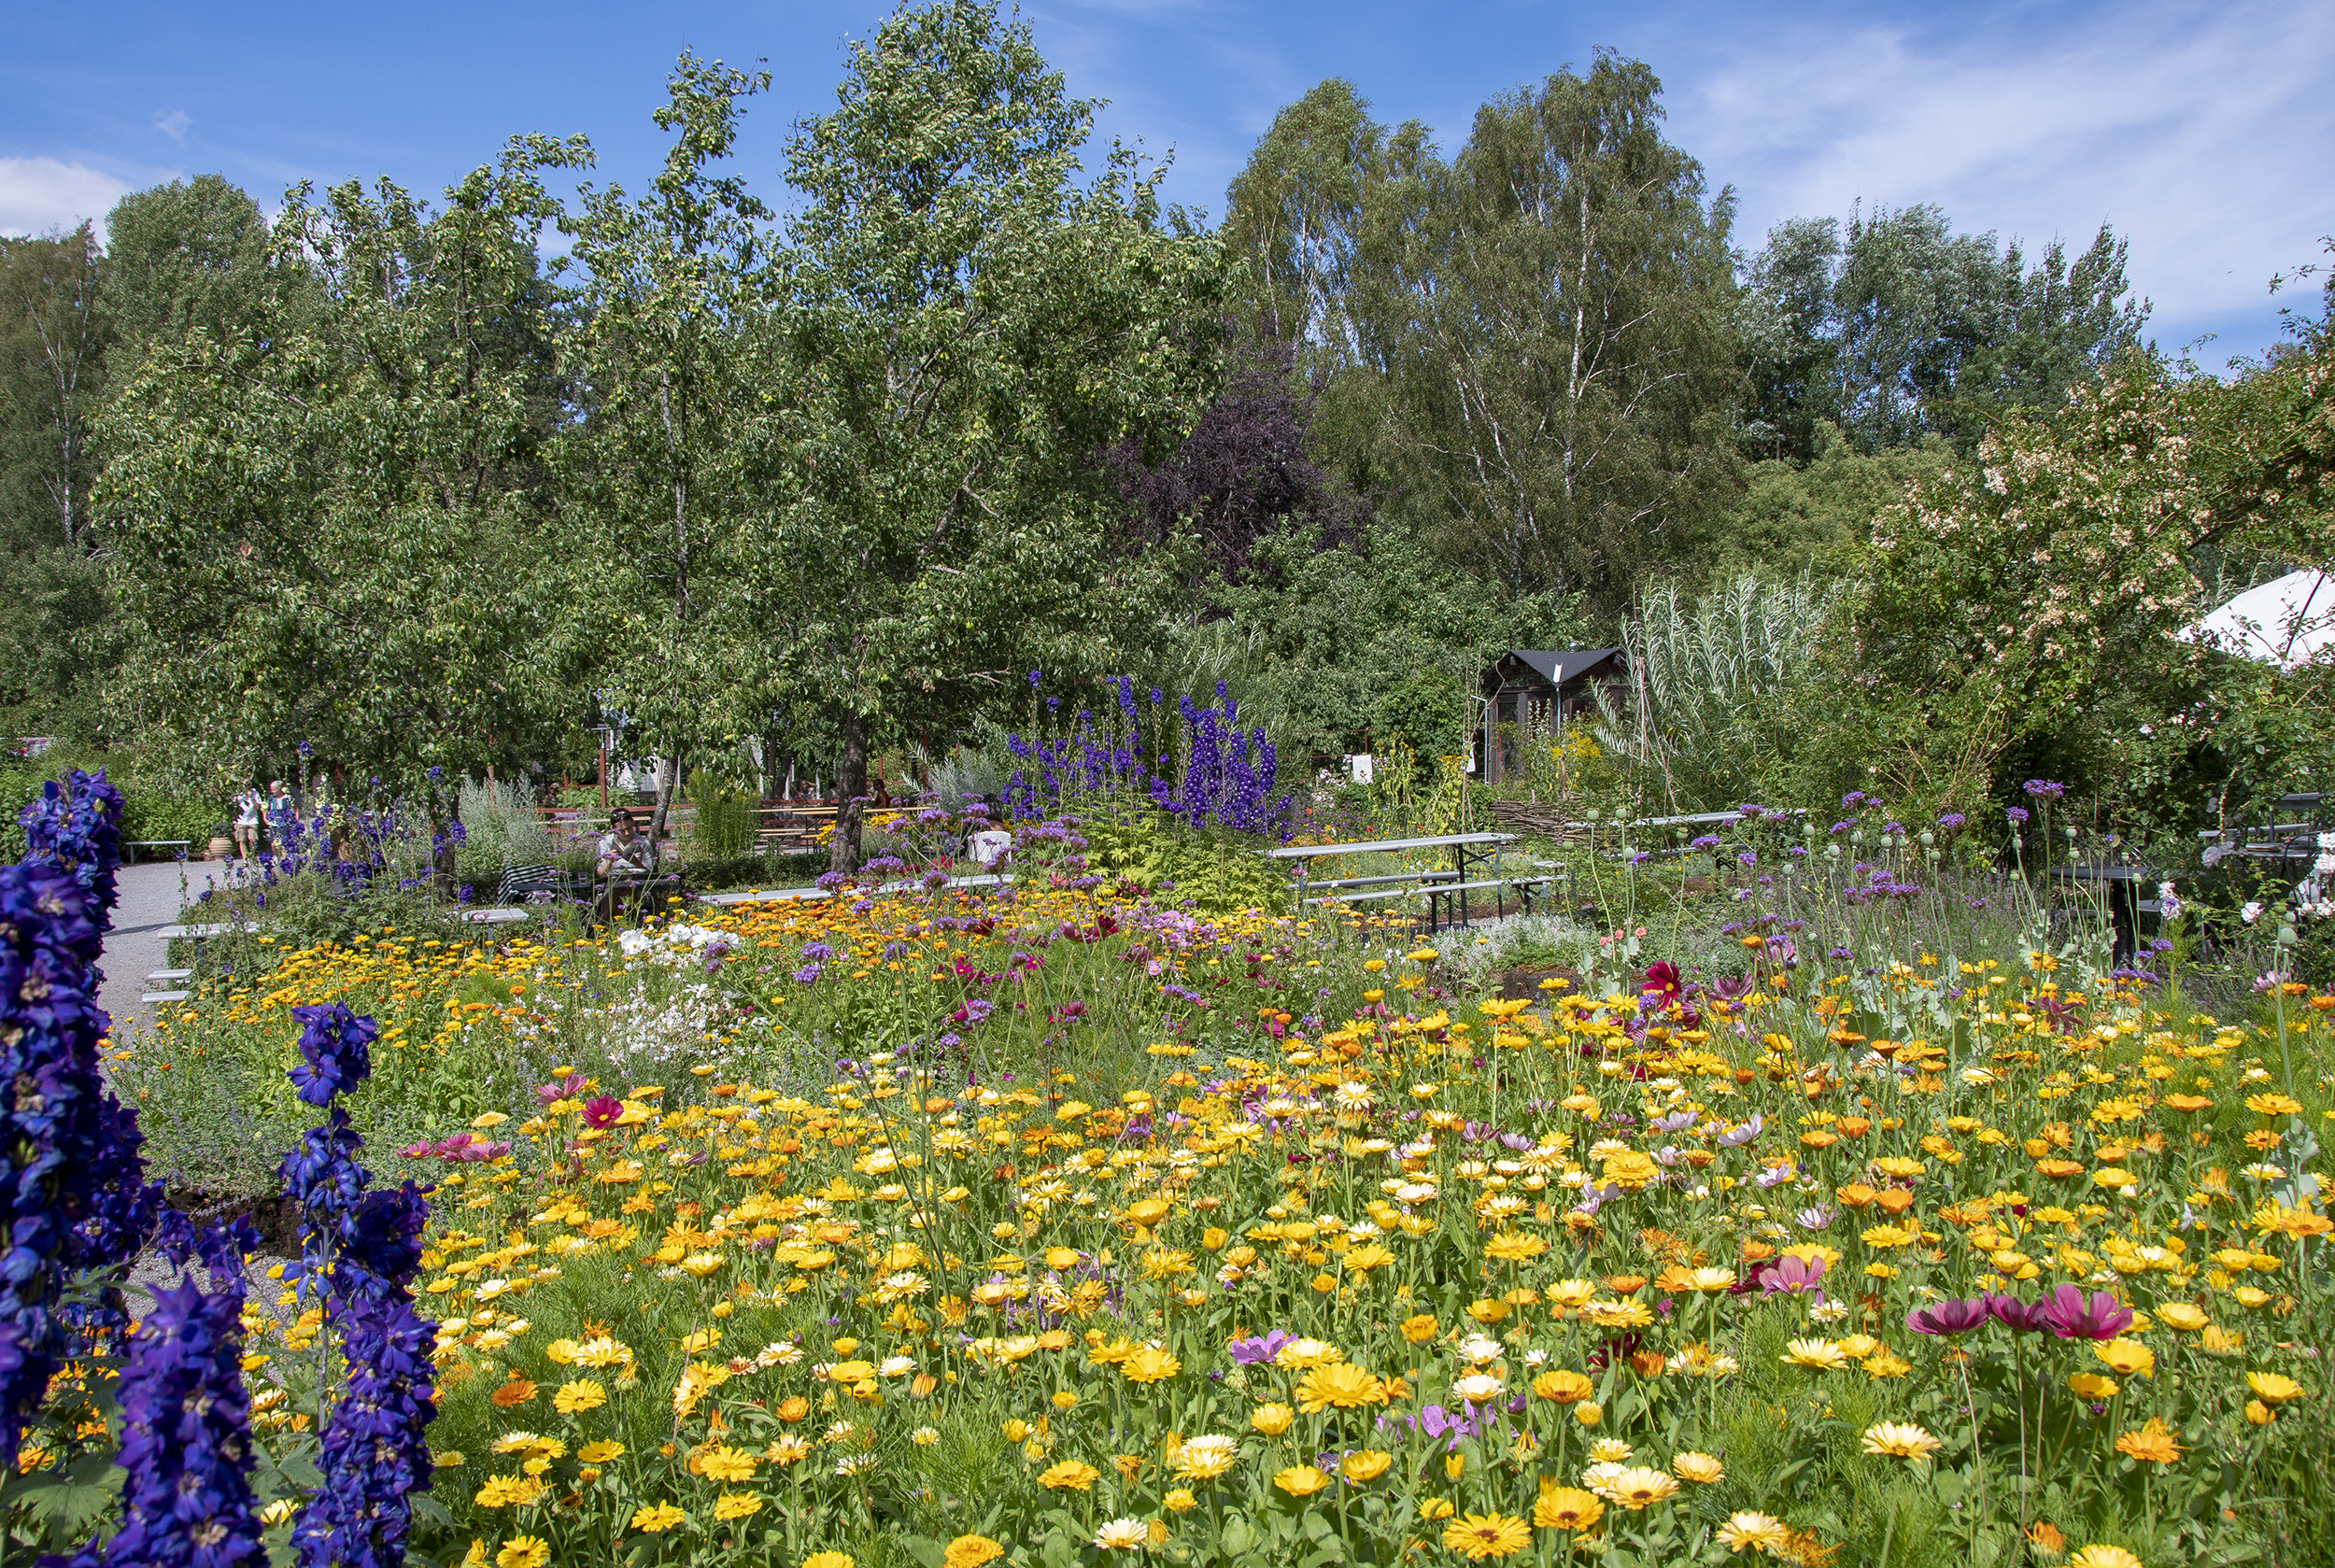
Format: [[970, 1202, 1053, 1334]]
[[1270, 832, 1546, 933]]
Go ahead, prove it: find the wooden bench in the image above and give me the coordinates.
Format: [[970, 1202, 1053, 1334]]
[[1270, 832, 1524, 933]]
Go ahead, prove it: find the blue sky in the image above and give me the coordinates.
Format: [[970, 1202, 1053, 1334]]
[[4, 0, 2328, 367]]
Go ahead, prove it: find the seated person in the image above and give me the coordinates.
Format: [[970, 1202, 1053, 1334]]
[[597, 808, 656, 879]]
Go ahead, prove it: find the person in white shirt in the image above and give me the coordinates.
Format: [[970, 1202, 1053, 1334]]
[[597, 808, 655, 878], [232, 786, 263, 862]]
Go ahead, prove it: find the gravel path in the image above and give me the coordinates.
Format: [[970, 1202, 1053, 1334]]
[[96, 856, 238, 1038]]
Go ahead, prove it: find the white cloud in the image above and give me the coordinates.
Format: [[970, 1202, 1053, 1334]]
[[1660, 0, 2335, 352], [156, 109, 191, 145], [0, 157, 134, 238]]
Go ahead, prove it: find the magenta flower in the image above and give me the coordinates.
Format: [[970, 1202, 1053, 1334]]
[[1759, 1254, 1827, 1300], [2038, 1284, 2132, 1340], [1906, 1296, 1989, 1335], [1228, 1330, 1289, 1365], [582, 1095, 623, 1129], [533, 1072, 586, 1106], [1985, 1293, 2051, 1335]]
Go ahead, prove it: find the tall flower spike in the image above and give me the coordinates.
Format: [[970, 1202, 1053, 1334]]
[[20, 769, 125, 922], [288, 1002, 377, 1108], [0, 865, 111, 1466], [92, 1278, 265, 1568]]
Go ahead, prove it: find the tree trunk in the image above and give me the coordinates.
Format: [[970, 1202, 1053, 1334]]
[[649, 751, 681, 862], [829, 713, 870, 874]]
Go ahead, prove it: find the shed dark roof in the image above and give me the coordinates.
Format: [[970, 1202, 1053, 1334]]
[[1498, 649, 1621, 686]]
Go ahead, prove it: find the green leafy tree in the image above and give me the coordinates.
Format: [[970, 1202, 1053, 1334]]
[[1742, 206, 2148, 459], [1230, 57, 1741, 616], [756, 0, 1228, 870], [104, 174, 277, 359], [0, 224, 111, 726], [100, 145, 585, 874], [1836, 317, 2334, 819], [552, 54, 775, 846]]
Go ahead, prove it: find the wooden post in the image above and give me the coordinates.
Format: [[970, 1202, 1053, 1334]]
[[598, 739, 608, 812]]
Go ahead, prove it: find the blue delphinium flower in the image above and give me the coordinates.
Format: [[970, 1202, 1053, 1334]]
[[21, 768, 126, 915], [0, 864, 110, 1464], [21, 770, 167, 1341], [287, 1003, 377, 1109], [98, 1276, 265, 1568], [293, 1181, 434, 1568]]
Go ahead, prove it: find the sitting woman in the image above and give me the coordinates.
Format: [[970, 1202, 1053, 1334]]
[[598, 808, 656, 877]]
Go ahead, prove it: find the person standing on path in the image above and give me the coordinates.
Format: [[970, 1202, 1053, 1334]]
[[232, 784, 262, 862], [264, 780, 295, 855]]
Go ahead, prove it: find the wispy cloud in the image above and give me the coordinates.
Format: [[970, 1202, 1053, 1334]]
[[1659, 0, 2335, 354], [0, 156, 133, 238], [155, 109, 191, 145]]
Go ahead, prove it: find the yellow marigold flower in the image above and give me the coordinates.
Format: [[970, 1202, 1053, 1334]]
[[551, 1379, 607, 1415], [1038, 1461, 1102, 1491], [2093, 1339, 2154, 1378], [2114, 1418, 2182, 1465], [2155, 1304, 2210, 1332], [803, 1555, 852, 1568], [711, 1493, 763, 1522], [1419, 1498, 1456, 1520], [2068, 1548, 2144, 1568], [1532, 1486, 1604, 1532], [576, 1441, 625, 1464], [1250, 1403, 1295, 1436], [1717, 1513, 1791, 1554], [1783, 1338, 1847, 1371], [1342, 1449, 1393, 1483], [1484, 1232, 1548, 1263], [694, 1446, 757, 1483], [473, 1475, 545, 1509], [943, 1536, 1005, 1568], [1121, 1345, 1182, 1385], [1440, 1513, 1532, 1560], [495, 1538, 549, 1568], [1274, 1465, 1333, 1497], [1532, 1369, 1593, 1404], [1672, 1452, 1725, 1483], [1173, 1434, 1238, 1480], [2068, 1373, 2119, 1400], [1273, 1336, 1342, 1369], [629, 1504, 686, 1533], [2245, 1371, 2305, 1404], [1091, 1519, 1149, 1551], [1604, 1466, 1679, 1510], [1401, 1313, 1440, 1343], [1861, 1422, 1943, 1463]]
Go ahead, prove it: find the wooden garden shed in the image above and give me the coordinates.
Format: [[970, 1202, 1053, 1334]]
[[1479, 649, 1624, 783]]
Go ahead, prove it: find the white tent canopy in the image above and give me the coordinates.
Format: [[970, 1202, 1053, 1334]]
[[2177, 569, 2335, 671]]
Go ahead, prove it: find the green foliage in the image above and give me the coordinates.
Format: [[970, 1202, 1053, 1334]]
[[1375, 667, 1465, 782], [755, 0, 1230, 869], [1592, 573, 1841, 812], [99, 144, 586, 831], [1741, 205, 2148, 459], [1224, 59, 1743, 617], [1081, 816, 1291, 914], [1707, 423, 1961, 584], [1187, 521, 1583, 757], [692, 780, 759, 859]]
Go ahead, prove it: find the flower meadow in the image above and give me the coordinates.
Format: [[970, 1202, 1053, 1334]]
[[15, 777, 2335, 1568]]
